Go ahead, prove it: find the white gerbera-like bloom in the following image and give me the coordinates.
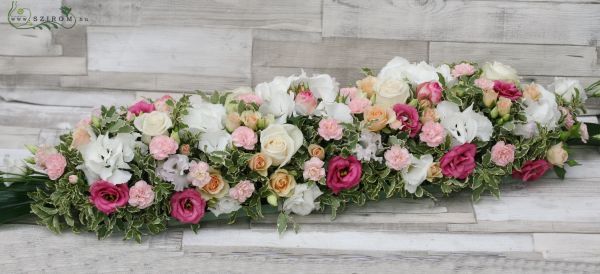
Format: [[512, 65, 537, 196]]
[[401, 154, 433, 194], [514, 84, 561, 138], [182, 101, 226, 132], [436, 101, 493, 144], [283, 183, 323, 216], [79, 133, 139, 184], [209, 197, 242, 217]]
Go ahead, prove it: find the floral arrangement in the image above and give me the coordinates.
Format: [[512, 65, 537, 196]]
[[2, 57, 599, 242]]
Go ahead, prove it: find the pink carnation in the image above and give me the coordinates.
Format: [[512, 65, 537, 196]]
[[419, 122, 446, 147], [303, 157, 326, 181], [340, 87, 358, 99], [128, 180, 155, 209], [451, 63, 476, 78], [318, 118, 343, 141], [348, 97, 371, 114], [45, 153, 67, 180], [154, 95, 174, 112], [384, 145, 411, 171], [34, 145, 56, 168], [231, 126, 258, 150], [475, 78, 495, 90], [128, 100, 155, 115], [229, 180, 255, 203], [237, 93, 263, 105], [188, 161, 211, 187], [149, 135, 178, 160], [491, 141, 516, 167]]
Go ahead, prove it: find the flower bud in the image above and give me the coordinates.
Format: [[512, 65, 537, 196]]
[[91, 116, 101, 128], [483, 89, 499, 108], [25, 144, 38, 154], [24, 157, 36, 164], [490, 107, 499, 119], [170, 131, 180, 144], [408, 99, 419, 107], [497, 97, 512, 116], [266, 194, 278, 207]]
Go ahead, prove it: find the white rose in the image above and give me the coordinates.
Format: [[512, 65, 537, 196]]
[[260, 124, 303, 166], [79, 133, 139, 184], [255, 76, 295, 124], [374, 77, 411, 108], [134, 111, 172, 137], [198, 129, 231, 153], [481, 61, 519, 82], [182, 102, 226, 132], [209, 197, 242, 217], [283, 183, 323, 216], [553, 77, 586, 103], [401, 154, 433, 194]]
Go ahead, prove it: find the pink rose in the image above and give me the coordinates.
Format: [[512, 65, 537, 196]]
[[491, 141, 515, 167], [237, 93, 263, 105], [45, 153, 67, 180], [295, 90, 318, 115], [303, 157, 326, 181], [475, 78, 495, 91], [326, 156, 362, 194], [392, 104, 421, 137], [128, 180, 155, 209], [128, 100, 155, 115], [340, 87, 358, 99], [416, 81, 443, 105], [440, 143, 477, 179], [384, 145, 411, 171], [170, 189, 206, 224], [419, 122, 446, 147], [231, 126, 258, 150], [580, 123, 589, 143], [348, 97, 370, 114], [68, 175, 78, 184], [89, 180, 129, 214], [318, 118, 343, 141], [149, 135, 178, 160], [154, 95, 174, 112], [188, 161, 211, 187], [493, 80, 522, 101], [229, 180, 255, 203], [513, 159, 551, 182], [451, 63, 476, 78]]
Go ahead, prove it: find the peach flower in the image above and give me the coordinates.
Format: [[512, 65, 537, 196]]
[[249, 153, 272, 177], [356, 76, 377, 98], [497, 97, 512, 116], [269, 169, 296, 197], [308, 144, 325, 160], [364, 105, 390, 132], [420, 108, 439, 124], [546, 142, 568, 167]]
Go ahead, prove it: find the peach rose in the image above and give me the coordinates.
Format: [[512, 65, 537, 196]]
[[240, 110, 261, 130], [426, 162, 443, 182], [546, 142, 568, 167], [225, 112, 241, 132], [364, 105, 390, 132], [482, 89, 499, 108], [200, 170, 229, 199], [71, 127, 92, 149], [269, 169, 296, 197], [249, 153, 272, 177], [356, 75, 377, 98], [308, 144, 325, 160]]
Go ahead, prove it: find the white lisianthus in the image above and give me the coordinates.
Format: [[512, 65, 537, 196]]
[[260, 124, 303, 166], [134, 111, 172, 137], [405, 61, 439, 84], [198, 129, 231, 153], [79, 133, 139, 184], [401, 154, 433, 194], [209, 197, 242, 217], [255, 76, 295, 124], [437, 101, 493, 144], [292, 72, 339, 103], [514, 84, 561, 138], [183, 102, 226, 132], [322, 102, 353, 123], [481, 61, 519, 82], [283, 183, 323, 216], [436, 64, 455, 85], [552, 77, 586, 103]]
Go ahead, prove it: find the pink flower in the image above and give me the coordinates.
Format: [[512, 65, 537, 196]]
[[89, 180, 129, 214], [416, 81, 443, 105], [154, 95, 174, 112], [419, 122, 446, 147], [318, 118, 344, 141], [440, 143, 477, 179], [170, 189, 206, 224], [128, 100, 155, 115], [384, 145, 411, 171], [295, 90, 318, 115], [475, 78, 495, 90], [326, 156, 362, 194], [45, 154, 67, 180], [34, 145, 56, 168], [128, 180, 155, 209], [231, 126, 258, 150], [68, 175, 78, 184], [149, 135, 178, 160], [560, 107, 575, 129], [340, 87, 358, 99], [513, 159, 551, 182], [491, 141, 515, 167], [237, 93, 263, 105], [580, 123, 589, 143], [451, 63, 476, 78], [303, 157, 326, 181], [188, 161, 211, 187], [348, 97, 371, 114], [493, 80, 522, 101], [229, 180, 255, 203], [392, 104, 421, 137]]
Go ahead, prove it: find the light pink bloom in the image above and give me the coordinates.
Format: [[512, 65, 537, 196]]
[[340, 87, 358, 99], [303, 157, 326, 181], [451, 63, 476, 78], [348, 97, 371, 114], [231, 126, 258, 150], [318, 118, 343, 141], [154, 95, 174, 112], [237, 93, 263, 105], [295, 90, 318, 115], [580, 123, 589, 143], [149, 135, 178, 160], [419, 122, 447, 147], [475, 78, 495, 91], [128, 180, 155, 209], [416, 81, 443, 105], [491, 141, 516, 167], [384, 145, 411, 171], [76, 117, 91, 128], [188, 161, 211, 187], [45, 153, 67, 180], [34, 145, 57, 168], [560, 107, 575, 129], [229, 180, 255, 203], [68, 175, 78, 184]]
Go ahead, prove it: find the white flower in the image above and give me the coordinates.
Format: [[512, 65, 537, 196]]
[[133, 111, 172, 137], [401, 154, 433, 194], [354, 130, 383, 162], [183, 102, 226, 132], [198, 129, 231, 153], [292, 72, 339, 103], [79, 133, 139, 184], [436, 101, 493, 144], [514, 84, 561, 138], [156, 154, 190, 191], [481, 61, 519, 82], [255, 76, 295, 124], [2, 156, 25, 187], [322, 102, 353, 123], [283, 183, 323, 216], [209, 196, 242, 217], [260, 124, 303, 166], [373, 77, 411, 108], [436, 64, 455, 86], [552, 77, 586, 103], [405, 61, 438, 84]]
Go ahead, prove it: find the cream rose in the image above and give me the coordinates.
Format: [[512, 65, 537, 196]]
[[374, 77, 410, 108], [260, 124, 303, 166], [134, 111, 172, 137], [546, 142, 568, 167], [481, 61, 519, 82]]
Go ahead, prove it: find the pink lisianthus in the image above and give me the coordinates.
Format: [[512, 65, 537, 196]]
[[303, 157, 326, 181], [493, 80, 522, 101], [490, 141, 515, 167], [391, 104, 421, 137], [89, 180, 129, 215], [295, 90, 318, 115], [318, 118, 343, 141], [560, 107, 575, 129], [580, 123, 589, 143], [326, 156, 362, 194], [513, 159, 551, 182], [440, 143, 477, 179], [154, 95, 174, 112], [128, 100, 155, 115], [340, 87, 358, 99], [128, 180, 155, 209], [451, 63, 476, 78], [149, 135, 179, 160], [237, 93, 263, 105], [170, 189, 206, 224], [416, 81, 443, 105], [45, 153, 67, 180], [419, 122, 446, 147], [348, 97, 371, 114], [229, 180, 255, 203], [384, 145, 411, 171], [188, 161, 211, 187], [231, 126, 258, 150], [475, 78, 495, 91]]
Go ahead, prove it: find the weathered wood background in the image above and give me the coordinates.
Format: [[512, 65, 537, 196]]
[[1, 0, 600, 273]]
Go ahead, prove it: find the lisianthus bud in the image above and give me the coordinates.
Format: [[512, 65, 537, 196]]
[[497, 97, 512, 116], [267, 194, 278, 207], [25, 144, 38, 154], [483, 89, 499, 107], [490, 107, 499, 119], [408, 99, 419, 107], [225, 112, 241, 132]]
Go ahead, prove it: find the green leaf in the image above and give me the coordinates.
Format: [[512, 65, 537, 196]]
[[553, 166, 566, 179], [565, 159, 580, 167], [277, 212, 288, 235]]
